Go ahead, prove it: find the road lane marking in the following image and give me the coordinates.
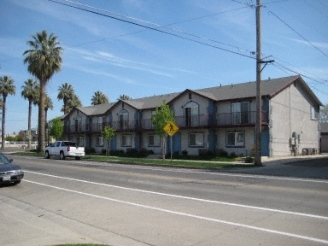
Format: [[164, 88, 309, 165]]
[[25, 171, 328, 221], [24, 179, 328, 245]]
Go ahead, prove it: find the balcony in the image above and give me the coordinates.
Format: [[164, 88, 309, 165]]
[[63, 111, 269, 134]]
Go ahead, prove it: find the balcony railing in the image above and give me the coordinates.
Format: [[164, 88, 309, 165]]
[[63, 111, 268, 134]]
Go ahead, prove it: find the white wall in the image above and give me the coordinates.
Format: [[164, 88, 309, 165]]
[[270, 82, 320, 156]]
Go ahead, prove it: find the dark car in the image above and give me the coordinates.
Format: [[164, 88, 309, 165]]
[[0, 153, 24, 185]]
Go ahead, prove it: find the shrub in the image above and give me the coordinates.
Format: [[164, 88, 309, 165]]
[[229, 152, 237, 158], [245, 156, 254, 163], [218, 149, 228, 157], [85, 147, 96, 154], [110, 149, 125, 157]]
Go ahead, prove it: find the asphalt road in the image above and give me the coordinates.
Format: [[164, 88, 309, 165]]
[[1, 155, 328, 246]]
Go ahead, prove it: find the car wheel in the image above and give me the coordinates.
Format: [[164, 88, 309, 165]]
[[14, 180, 21, 185], [75, 157, 81, 160], [45, 151, 50, 159], [60, 152, 65, 160]]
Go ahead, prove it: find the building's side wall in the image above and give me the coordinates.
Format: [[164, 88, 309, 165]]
[[270, 82, 320, 156]]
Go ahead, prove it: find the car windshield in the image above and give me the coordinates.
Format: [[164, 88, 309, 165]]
[[63, 142, 76, 147], [0, 154, 10, 164]]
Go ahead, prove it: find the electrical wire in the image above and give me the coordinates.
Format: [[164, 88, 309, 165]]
[[268, 10, 328, 59], [49, 0, 256, 60]]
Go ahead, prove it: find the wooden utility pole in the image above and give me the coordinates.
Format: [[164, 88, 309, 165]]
[[255, 0, 262, 166]]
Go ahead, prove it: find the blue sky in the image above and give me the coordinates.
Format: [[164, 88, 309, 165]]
[[0, 0, 327, 135]]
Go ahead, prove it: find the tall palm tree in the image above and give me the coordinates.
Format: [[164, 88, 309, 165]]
[[0, 75, 16, 149], [57, 83, 74, 114], [23, 30, 63, 152], [91, 91, 109, 105], [21, 79, 38, 149], [45, 94, 53, 125]]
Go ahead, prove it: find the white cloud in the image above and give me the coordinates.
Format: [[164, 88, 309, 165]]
[[291, 39, 328, 50]]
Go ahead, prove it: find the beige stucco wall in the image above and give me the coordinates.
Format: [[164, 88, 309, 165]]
[[269, 83, 320, 156]]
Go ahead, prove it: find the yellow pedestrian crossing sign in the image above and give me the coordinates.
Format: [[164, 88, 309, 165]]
[[163, 121, 179, 136]]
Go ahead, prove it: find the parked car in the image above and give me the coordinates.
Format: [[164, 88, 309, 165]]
[[0, 153, 24, 185], [45, 141, 85, 160]]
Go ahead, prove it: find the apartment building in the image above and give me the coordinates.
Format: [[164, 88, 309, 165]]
[[62, 75, 322, 157]]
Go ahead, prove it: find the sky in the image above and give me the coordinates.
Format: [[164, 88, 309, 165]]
[[0, 0, 327, 135]]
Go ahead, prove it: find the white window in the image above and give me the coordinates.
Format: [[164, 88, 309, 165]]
[[185, 101, 199, 127], [122, 134, 132, 147], [119, 110, 129, 130], [189, 132, 204, 147], [310, 106, 318, 120], [97, 136, 104, 146], [148, 134, 160, 147], [226, 132, 245, 147], [232, 102, 249, 124], [77, 136, 84, 147]]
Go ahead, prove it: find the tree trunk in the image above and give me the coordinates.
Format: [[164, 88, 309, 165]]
[[161, 136, 166, 160], [27, 100, 32, 149], [38, 81, 46, 153], [1, 96, 6, 150]]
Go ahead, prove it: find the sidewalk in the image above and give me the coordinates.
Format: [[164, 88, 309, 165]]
[[262, 153, 328, 164]]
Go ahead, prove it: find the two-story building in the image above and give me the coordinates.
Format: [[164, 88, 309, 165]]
[[62, 75, 322, 157]]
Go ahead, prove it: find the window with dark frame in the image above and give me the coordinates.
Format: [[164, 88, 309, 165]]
[[188, 132, 204, 147], [148, 134, 160, 147], [122, 134, 132, 147], [185, 101, 199, 127], [226, 131, 245, 147]]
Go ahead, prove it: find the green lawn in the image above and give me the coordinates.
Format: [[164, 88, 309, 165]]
[[13, 150, 253, 169]]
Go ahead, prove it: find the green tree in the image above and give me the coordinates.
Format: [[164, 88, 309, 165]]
[[151, 101, 175, 159], [21, 78, 38, 149], [49, 117, 64, 140], [91, 91, 109, 105], [0, 75, 16, 149], [118, 94, 132, 101], [102, 126, 115, 156], [57, 83, 74, 114], [63, 94, 82, 113], [23, 30, 63, 152]]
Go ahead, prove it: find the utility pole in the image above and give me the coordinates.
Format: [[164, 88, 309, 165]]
[[255, 0, 274, 166], [255, 0, 262, 166]]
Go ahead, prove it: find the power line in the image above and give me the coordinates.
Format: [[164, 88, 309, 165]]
[[268, 10, 328, 59], [49, 0, 256, 60]]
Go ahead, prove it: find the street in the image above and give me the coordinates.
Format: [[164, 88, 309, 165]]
[[1, 155, 328, 246]]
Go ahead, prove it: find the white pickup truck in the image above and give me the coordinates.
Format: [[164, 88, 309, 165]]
[[45, 141, 85, 160]]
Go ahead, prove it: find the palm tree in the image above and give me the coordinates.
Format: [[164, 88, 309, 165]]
[[64, 94, 82, 113], [0, 75, 16, 149], [21, 79, 38, 149], [23, 30, 63, 152], [118, 94, 132, 101], [91, 91, 109, 105], [57, 83, 74, 114]]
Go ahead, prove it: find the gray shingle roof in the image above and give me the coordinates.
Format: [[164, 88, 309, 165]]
[[195, 75, 299, 101], [68, 75, 322, 116], [76, 103, 114, 116]]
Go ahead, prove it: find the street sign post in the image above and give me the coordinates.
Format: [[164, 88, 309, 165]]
[[163, 121, 179, 160]]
